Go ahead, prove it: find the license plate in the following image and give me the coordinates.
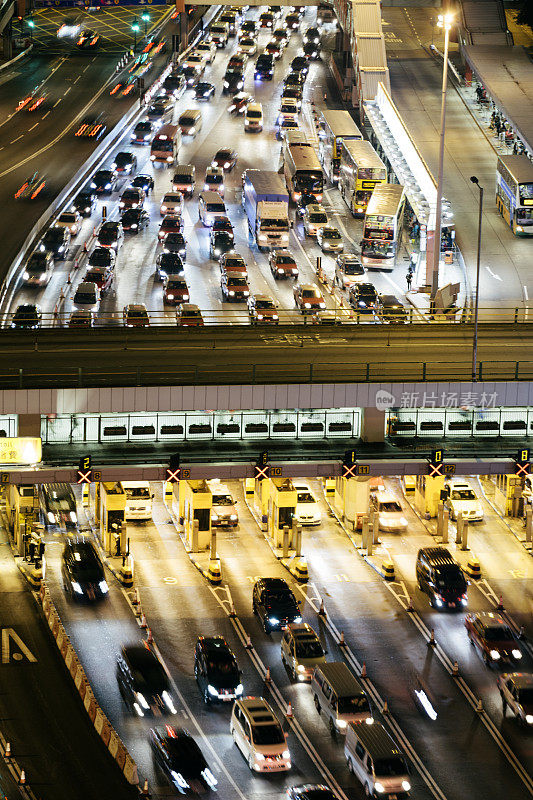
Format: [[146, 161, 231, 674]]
[[449, 602, 456, 608]]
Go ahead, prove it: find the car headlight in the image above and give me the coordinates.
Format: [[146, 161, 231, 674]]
[[105, 183, 111, 189], [269, 616, 279, 625], [224, 162, 230, 168], [90, 182, 96, 188], [208, 684, 219, 697], [23, 271, 29, 280], [489, 649, 501, 660], [297, 665, 306, 673], [166, 156, 173, 162], [214, 248, 220, 255], [99, 580, 109, 594], [71, 581, 83, 594], [144, 134, 150, 140], [244, 291, 249, 296], [294, 616, 302, 623], [282, 750, 290, 759], [399, 517, 408, 526], [119, 202, 125, 208], [69, 511, 77, 523], [136, 692, 149, 710], [257, 314, 263, 320], [189, 126, 195, 134], [162, 690, 176, 713], [171, 771, 190, 790], [258, 235, 267, 241], [223, 81, 229, 87], [374, 783, 385, 794], [183, 295, 189, 300], [236, 683, 244, 695], [255, 753, 265, 762], [319, 302, 325, 308], [526, 714, 533, 724], [304, 303, 311, 308], [58, 246, 64, 253], [161, 206, 167, 212], [211, 513, 218, 521], [336, 719, 347, 729], [512, 649, 522, 659], [47, 511, 55, 524], [228, 291, 235, 296]]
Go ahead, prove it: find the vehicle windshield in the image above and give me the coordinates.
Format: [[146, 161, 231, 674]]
[[208, 174, 223, 184], [229, 277, 247, 287], [208, 654, 237, 673], [241, 37, 254, 46], [310, 213, 327, 223], [324, 229, 341, 239], [247, 110, 262, 119], [266, 591, 294, 605], [59, 214, 76, 223], [302, 289, 320, 299], [115, 155, 131, 166], [261, 218, 287, 229], [374, 757, 408, 777], [125, 487, 150, 498], [359, 287, 377, 299], [362, 240, 394, 258], [337, 695, 370, 714], [128, 310, 147, 319], [212, 494, 233, 505], [207, 204, 225, 213], [518, 688, 533, 704], [90, 252, 111, 266], [167, 281, 185, 291], [295, 638, 323, 658], [45, 230, 64, 242], [163, 219, 180, 229], [277, 255, 295, 265], [28, 254, 46, 267], [85, 271, 103, 283], [343, 261, 363, 275], [75, 292, 96, 303], [217, 233, 233, 243], [165, 736, 205, 770], [122, 190, 138, 200], [255, 300, 275, 309], [252, 724, 285, 746], [435, 566, 466, 590], [180, 117, 196, 126], [155, 140, 173, 152], [297, 492, 315, 503], [484, 625, 514, 640], [451, 489, 476, 500], [136, 123, 151, 131], [380, 502, 402, 513]]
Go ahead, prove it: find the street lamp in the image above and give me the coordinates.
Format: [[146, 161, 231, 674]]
[[470, 176, 483, 380], [431, 12, 454, 299], [141, 13, 150, 37], [131, 22, 140, 52]]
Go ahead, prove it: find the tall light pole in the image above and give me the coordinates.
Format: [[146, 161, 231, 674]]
[[141, 13, 150, 38], [131, 22, 140, 53], [431, 12, 454, 299], [470, 176, 483, 380]]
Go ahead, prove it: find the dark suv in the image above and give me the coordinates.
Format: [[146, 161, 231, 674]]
[[116, 644, 176, 717], [252, 577, 302, 634], [61, 539, 108, 601], [194, 636, 243, 703], [416, 547, 468, 610]]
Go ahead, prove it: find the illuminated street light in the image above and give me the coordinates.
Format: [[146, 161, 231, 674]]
[[131, 22, 140, 52], [431, 12, 454, 299], [141, 12, 150, 37]]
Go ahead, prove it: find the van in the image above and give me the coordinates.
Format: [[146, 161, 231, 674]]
[[345, 721, 411, 798], [415, 547, 468, 610], [280, 622, 326, 681], [245, 102, 263, 132], [121, 481, 153, 521], [172, 165, 195, 197], [311, 662, 372, 735], [198, 191, 227, 226], [230, 697, 291, 772], [178, 109, 202, 137], [210, 22, 229, 48], [370, 490, 408, 532]]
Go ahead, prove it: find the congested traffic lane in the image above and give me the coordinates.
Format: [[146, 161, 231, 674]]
[[354, 476, 533, 789], [217, 478, 533, 800], [6, 7, 413, 326]]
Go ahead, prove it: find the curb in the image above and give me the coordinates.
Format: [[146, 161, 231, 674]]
[[0, 43, 33, 74]]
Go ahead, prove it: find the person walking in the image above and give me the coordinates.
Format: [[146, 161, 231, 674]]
[[406, 270, 413, 291]]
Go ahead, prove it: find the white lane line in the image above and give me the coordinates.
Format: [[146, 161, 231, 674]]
[[41, 111, 50, 119], [53, 99, 62, 108], [73, 76, 81, 84], [486, 266, 502, 281], [524, 285, 529, 301], [28, 123, 39, 132], [63, 87, 71, 96], [10, 135, 23, 144]]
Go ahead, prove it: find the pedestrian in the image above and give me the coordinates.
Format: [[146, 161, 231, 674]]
[[513, 140, 518, 155], [494, 117, 501, 136], [475, 86, 483, 102], [406, 271, 413, 291]]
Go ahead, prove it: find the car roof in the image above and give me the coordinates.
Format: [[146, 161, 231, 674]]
[[287, 622, 319, 639], [257, 577, 290, 590], [473, 612, 509, 627], [503, 672, 533, 688], [76, 282, 97, 292], [123, 644, 160, 668], [375, 490, 400, 502], [198, 635, 232, 654], [237, 697, 280, 725]]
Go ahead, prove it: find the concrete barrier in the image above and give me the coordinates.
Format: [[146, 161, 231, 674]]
[[39, 583, 139, 786]]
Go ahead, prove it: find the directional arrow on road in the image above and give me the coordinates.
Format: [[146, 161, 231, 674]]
[[1, 628, 37, 664]]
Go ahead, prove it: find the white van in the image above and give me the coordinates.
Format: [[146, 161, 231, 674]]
[[178, 109, 202, 137], [345, 721, 411, 798], [121, 481, 153, 521], [230, 697, 291, 772], [245, 102, 263, 132], [371, 490, 408, 532], [198, 191, 227, 226], [311, 662, 372, 735], [293, 482, 321, 525]]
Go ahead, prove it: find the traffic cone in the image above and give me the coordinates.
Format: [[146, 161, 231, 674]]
[[339, 631, 346, 646], [67, 272, 71, 284], [497, 594, 504, 611], [265, 667, 271, 684], [19, 770, 26, 786], [382, 700, 389, 714], [428, 629, 436, 647], [318, 599, 326, 616], [245, 636, 253, 650], [5, 742, 11, 758], [140, 612, 147, 629], [132, 588, 140, 606], [406, 596, 414, 612], [229, 603, 237, 618], [146, 627, 153, 644], [141, 778, 150, 796], [451, 660, 459, 677], [476, 699, 483, 713], [286, 702, 293, 718], [519, 626, 525, 640], [361, 662, 367, 678], [83, 240, 88, 252]]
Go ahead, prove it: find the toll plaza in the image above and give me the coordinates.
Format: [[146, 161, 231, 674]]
[[173, 479, 212, 551], [267, 478, 297, 548], [99, 482, 126, 555]]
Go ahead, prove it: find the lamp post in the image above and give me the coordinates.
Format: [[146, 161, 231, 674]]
[[141, 13, 150, 38], [470, 176, 483, 380], [131, 22, 140, 53], [431, 12, 454, 299]]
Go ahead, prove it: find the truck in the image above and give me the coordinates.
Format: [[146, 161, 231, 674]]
[[242, 170, 290, 251], [150, 123, 180, 165]]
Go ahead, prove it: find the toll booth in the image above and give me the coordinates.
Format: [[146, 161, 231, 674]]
[[99, 482, 126, 554], [323, 477, 335, 500], [178, 480, 212, 551], [414, 474, 445, 518], [489, 473, 526, 517], [333, 477, 371, 528], [6, 484, 39, 555], [267, 478, 297, 547]]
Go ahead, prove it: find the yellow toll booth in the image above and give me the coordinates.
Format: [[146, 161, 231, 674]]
[[414, 474, 445, 518], [244, 478, 255, 502], [268, 478, 297, 547], [6, 484, 38, 555], [323, 477, 335, 500], [178, 480, 212, 551], [333, 477, 371, 528], [99, 482, 126, 554]]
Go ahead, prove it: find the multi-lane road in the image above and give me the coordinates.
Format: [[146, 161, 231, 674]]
[[41, 474, 533, 800]]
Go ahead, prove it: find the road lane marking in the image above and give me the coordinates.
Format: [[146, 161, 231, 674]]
[[53, 99, 62, 108], [9, 135, 23, 144], [1, 627, 37, 663], [63, 87, 71, 96], [73, 76, 81, 84], [28, 123, 39, 132], [41, 111, 50, 119]]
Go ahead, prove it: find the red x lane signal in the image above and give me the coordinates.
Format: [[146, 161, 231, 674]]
[[165, 467, 181, 483], [342, 462, 357, 479], [515, 461, 530, 478], [428, 462, 443, 477], [254, 464, 270, 481], [77, 469, 92, 485]]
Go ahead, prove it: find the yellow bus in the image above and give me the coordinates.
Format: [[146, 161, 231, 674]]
[[496, 154, 533, 236], [338, 139, 387, 217], [317, 109, 362, 184]]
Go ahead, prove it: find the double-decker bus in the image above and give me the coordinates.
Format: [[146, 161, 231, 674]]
[[361, 183, 405, 270], [338, 139, 387, 217], [282, 137, 324, 202], [496, 154, 533, 236], [317, 109, 362, 183]]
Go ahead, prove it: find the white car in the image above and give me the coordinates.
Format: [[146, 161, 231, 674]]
[[160, 192, 184, 217], [445, 481, 484, 521], [303, 204, 329, 237], [317, 225, 343, 253], [230, 697, 290, 773], [293, 483, 321, 525], [56, 211, 82, 235], [371, 491, 408, 532], [183, 51, 207, 71], [196, 40, 216, 63], [204, 166, 225, 196], [278, 98, 299, 123], [72, 281, 100, 314], [237, 36, 257, 56]]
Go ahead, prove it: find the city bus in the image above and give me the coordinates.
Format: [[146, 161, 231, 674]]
[[282, 138, 324, 202], [338, 139, 387, 217], [496, 154, 533, 236], [361, 183, 405, 270], [317, 109, 362, 183]]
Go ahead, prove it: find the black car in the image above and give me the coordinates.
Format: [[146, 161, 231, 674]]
[[116, 644, 176, 716], [162, 73, 186, 98], [380, 294, 408, 323], [416, 547, 468, 610], [182, 65, 199, 87], [296, 192, 318, 217], [40, 482, 77, 527], [131, 120, 154, 145], [252, 577, 302, 634], [291, 56, 309, 76], [210, 230, 234, 259], [91, 169, 117, 194], [194, 636, 243, 703], [255, 54, 274, 81], [89, 247, 115, 269], [41, 225, 71, 259], [61, 539, 108, 601], [11, 303, 42, 329], [73, 189, 96, 217], [162, 232, 186, 256], [156, 252, 185, 280], [222, 69, 244, 94], [194, 81, 216, 101], [288, 788, 337, 800], [121, 208, 149, 233], [348, 282, 380, 313], [303, 41, 320, 60], [112, 151, 137, 175], [149, 726, 218, 793], [132, 174, 154, 194], [303, 26, 320, 45]]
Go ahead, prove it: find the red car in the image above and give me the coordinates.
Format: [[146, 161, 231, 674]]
[[211, 148, 238, 172], [159, 215, 183, 241], [465, 612, 523, 667], [163, 276, 190, 305], [84, 267, 113, 294]]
